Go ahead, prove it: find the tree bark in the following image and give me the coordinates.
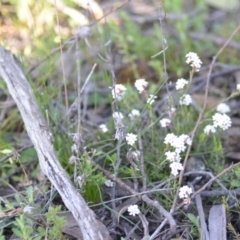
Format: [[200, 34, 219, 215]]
[[0, 46, 111, 240]]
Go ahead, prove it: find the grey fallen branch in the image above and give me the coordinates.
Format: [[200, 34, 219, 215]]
[[0, 46, 111, 240]]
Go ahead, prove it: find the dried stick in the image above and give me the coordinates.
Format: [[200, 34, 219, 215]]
[[195, 194, 210, 240], [0, 46, 111, 240]]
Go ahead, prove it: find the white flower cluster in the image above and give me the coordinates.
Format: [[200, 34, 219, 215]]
[[176, 78, 189, 90], [212, 113, 232, 130], [128, 109, 140, 120], [204, 103, 231, 134], [204, 125, 216, 135], [186, 52, 202, 72], [105, 179, 114, 187], [126, 133, 137, 146], [99, 124, 108, 133], [111, 84, 126, 101], [160, 118, 171, 128], [128, 204, 140, 216], [179, 185, 193, 199], [179, 94, 192, 106], [23, 205, 35, 214], [135, 79, 148, 94], [164, 133, 192, 176], [164, 133, 192, 153], [216, 103, 231, 114]]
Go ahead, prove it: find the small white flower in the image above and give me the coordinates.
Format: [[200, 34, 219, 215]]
[[172, 137, 186, 153], [105, 179, 114, 187], [134, 79, 148, 93], [176, 78, 189, 90], [112, 112, 124, 121], [160, 118, 171, 128], [204, 125, 216, 135], [99, 124, 108, 133], [126, 133, 137, 146], [164, 134, 191, 153], [165, 151, 181, 162], [179, 94, 192, 106], [237, 84, 240, 91], [23, 205, 35, 214], [186, 52, 202, 72], [216, 103, 231, 114], [164, 133, 178, 145], [111, 84, 126, 101], [179, 134, 192, 146], [128, 204, 140, 216], [170, 162, 183, 176], [147, 95, 157, 105], [179, 186, 193, 199], [128, 109, 140, 120], [212, 113, 232, 130]]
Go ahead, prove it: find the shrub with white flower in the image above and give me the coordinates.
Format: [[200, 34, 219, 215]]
[[179, 185, 193, 199], [23, 205, 35, 214], [164, 133, 192, 153], [216, 103, 231, 114], [160, 118, 171, 128], [170, 162, 183, 176], [179, 94, 192, 106], [212, 113, 232, 130], [164, 133, 192, 176], [204, 125, 216, 135], [147, 94, 157, 105], [126, 133, 137, 146], [99, 124, 108, 133], [135, 79, 148, 93], [164, 133, 178, 145], [176, 78, 188, 90], [186, 52, 202, 72], [128, 109, 140, 120], [179, 134, 192, 147], [128, 204, 140, 216], [111, 84, 126, 101], [165, 151, 181, 162], [105, 179, 114, 187]]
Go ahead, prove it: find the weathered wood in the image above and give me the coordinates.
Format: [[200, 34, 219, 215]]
[[0, 46, 111, 240], [209, 204, 226, 240]]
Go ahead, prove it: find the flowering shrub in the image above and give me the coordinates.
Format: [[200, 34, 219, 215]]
[[128, 204, 140, 216], [84, 49, 236, 238]]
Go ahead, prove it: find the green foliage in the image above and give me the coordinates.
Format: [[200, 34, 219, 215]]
[[1, 0, 240, 238], [12, 214, 34, 240], [78, 151, 106, 204], [0, 231, 5, 240], [12, 205, 66, 240], [46, 206, 66, 240], [187, 213, 201, 239]]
